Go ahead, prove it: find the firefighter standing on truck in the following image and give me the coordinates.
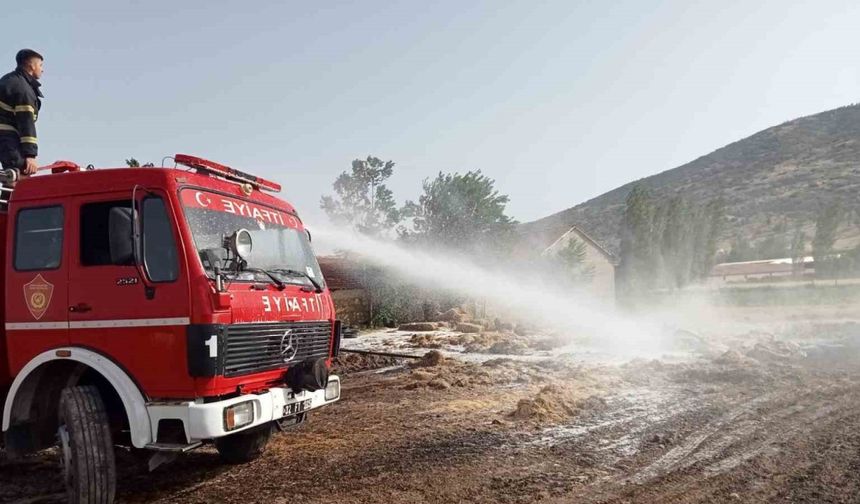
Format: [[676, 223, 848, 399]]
[[0, 49, 44, 177]]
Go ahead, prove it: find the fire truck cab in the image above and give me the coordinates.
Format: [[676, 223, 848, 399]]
[[0, 156, 342, 503]]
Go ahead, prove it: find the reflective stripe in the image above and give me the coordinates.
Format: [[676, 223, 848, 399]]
[[0, 124, 18, 133], [0, 102, 35, 115], [6, 317, 190, 331], [19, 136, 37, 144], [69, 317, 190, 329], [5, 321, 68, 330]]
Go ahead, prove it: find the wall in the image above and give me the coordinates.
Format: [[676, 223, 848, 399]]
[[583, 244, 616, 300], [330, 288, 370, 326], [543, 229, 616, 301]]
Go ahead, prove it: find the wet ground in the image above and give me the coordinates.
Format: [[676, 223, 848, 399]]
[[2, 320, 860, 503]]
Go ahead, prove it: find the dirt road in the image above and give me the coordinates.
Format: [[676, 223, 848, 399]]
[[3, 322, 860, 503]]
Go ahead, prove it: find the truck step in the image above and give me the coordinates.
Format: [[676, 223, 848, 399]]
[[144, 441, 202, 453]]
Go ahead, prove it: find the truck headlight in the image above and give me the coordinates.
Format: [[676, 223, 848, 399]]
[[325, 378, 340, 401], [224, 401, 255, 431]]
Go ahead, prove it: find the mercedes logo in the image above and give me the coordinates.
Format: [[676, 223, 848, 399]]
[[279, 330, 298, 362]]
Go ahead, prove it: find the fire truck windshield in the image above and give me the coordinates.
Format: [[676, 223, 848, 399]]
[[180, 189, 324, 289]]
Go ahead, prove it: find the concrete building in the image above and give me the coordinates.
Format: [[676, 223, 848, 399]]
[[707, 256, 815, 286], [540, 226, 617, 300]]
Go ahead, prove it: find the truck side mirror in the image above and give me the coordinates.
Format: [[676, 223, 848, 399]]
[[109, 207, 135, 265]]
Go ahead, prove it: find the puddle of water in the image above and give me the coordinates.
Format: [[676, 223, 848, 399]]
[[344, 329, 702, 366], [525, 386, 700, 455]]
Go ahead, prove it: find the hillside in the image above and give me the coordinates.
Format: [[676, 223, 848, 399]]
[[522, 104, 860, 255]]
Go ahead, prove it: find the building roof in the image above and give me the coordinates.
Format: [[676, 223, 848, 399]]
[[542, 225, 617, 264], [710, 256, 814, 277], [318, 256, 366, 291]]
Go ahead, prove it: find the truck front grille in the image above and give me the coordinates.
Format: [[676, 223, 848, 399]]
[[223, 321, 332, 377]]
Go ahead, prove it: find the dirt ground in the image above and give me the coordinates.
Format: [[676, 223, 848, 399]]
[[3, 318, 860, 503]]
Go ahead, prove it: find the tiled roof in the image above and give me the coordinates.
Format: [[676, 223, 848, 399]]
[[318, 257, 366, 290], [710, 257, 813, 277]]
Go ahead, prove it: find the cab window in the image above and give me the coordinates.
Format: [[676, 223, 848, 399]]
[[80, 200, 134, 266], [142, 197, 179, 282], [15, 206, 64, 271]]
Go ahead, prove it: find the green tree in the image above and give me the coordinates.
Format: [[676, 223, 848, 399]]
[[845, 244, 860, 278], [687, 206, 709, 282], [789, 223, 806, 277], [553, 237, 596, 286], [320, 156, 400, 236], [813, 203, 842, 279], [750, 220, 789, 260], [618, 184, 656, 296], [622, 190, 723, 293], [400, 170, 516, 254], [726, 235, 753, 262], [754, 235, 789, 260], [696, 197, 725, 281], [658, 195, 694, 287], [125, 158, 154, 168]]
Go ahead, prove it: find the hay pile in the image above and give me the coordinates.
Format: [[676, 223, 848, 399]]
[[403, 351, 495, 390], [333, 353, 401, 374], [399, 322, 439, 332], [413, 350, 446, 367], [509, 384, 581, 422], [409, 333, 443, 349]]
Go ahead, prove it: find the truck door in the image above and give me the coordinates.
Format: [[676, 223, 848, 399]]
[[67, 192, 193, 395], [4, 200, 70, 373]]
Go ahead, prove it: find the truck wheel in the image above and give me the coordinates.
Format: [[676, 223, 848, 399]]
[[215, 423, 272, 464], [58, 385, 117, 504]]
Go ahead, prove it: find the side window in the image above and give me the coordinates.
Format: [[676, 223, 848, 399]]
[[80, 200, 134, 266], [15, 206, 64, 271], [142, 197, 179, 282]]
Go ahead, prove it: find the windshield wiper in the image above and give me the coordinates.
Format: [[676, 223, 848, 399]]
[[243, 267, 286, 290], [270, 268, 323, 293]]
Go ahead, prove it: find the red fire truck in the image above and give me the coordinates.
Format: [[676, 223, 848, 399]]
[[0, 155, 342, 503]]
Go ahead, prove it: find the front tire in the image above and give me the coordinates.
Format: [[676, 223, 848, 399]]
[[58, 385, 117, 504], [214, 423, 272, 464]]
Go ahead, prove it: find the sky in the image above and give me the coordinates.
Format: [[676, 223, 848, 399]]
[[5, 0, 860, 225]]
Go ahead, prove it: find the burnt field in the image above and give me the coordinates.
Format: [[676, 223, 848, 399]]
[[3, 320, 860, 504]]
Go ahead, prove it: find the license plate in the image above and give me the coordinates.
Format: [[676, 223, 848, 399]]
[[283, 399, 311, 417]]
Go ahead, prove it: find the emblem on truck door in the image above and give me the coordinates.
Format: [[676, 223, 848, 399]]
[[23, 274, 54, 320], [279, 330, 298, 362]]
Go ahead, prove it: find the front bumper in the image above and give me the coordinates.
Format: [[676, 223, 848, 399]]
[[146, 376, 340, 443]]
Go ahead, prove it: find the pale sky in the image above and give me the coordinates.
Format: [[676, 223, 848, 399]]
[[5, 0, 860, 224]]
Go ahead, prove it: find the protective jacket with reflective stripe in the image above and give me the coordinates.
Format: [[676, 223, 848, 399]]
[[0, 69, 42, 159]]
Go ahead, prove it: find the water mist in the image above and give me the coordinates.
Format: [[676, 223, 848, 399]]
[[312, 224, 678, 359]]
